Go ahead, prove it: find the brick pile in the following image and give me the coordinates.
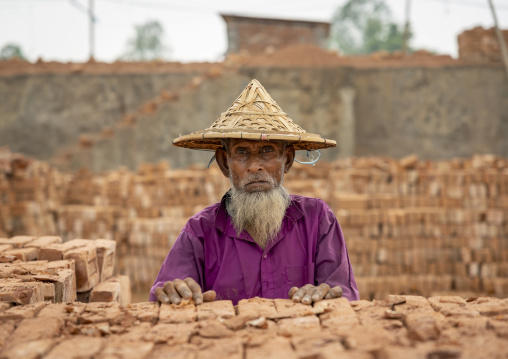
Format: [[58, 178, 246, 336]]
[[0, 236, 130, 305], [229, 43, 465, 68], [60, 165, 229, 289], [458, 26, 508, 62], [0, 295, 507, 358], [0, 148, 68, 238], [1, 148, 508, 300]]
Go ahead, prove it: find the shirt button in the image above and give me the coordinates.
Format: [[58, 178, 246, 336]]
[[263, 254, 267, 259]]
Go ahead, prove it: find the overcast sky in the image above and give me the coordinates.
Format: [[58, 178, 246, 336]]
[[0, 0, 507, 63]]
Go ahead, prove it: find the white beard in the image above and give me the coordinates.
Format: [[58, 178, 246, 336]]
[[227, 183, 291, 248]]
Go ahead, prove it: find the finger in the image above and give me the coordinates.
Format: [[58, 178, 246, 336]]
[[301, 286, 317, 305], [203, 290, 216, 302], [154, 287, 170, 304], [288, 287, 298, 299], [292, 284, 313, 304], [311, 283, 330, 302], [324, 292, 333, 300], [328, 286, 343, 298], [163, 281, 182, 305], [173, 278, 193, 300], [184, 278, 203, 305]]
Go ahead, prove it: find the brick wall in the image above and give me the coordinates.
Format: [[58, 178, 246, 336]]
[[221, 14, 330, 54], [458, 26, 508, 62]]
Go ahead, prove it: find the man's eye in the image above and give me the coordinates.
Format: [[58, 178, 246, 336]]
[[235, 149, 247, 155], [261, 147, 274, 153]]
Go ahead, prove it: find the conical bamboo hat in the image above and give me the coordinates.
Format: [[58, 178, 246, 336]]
[[172, 79, 336, 151]]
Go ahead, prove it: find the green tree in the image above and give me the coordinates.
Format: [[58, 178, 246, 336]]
[[0, 43, 26, 60], [330, 0, 410, 55], [121, 20, 169, 61]]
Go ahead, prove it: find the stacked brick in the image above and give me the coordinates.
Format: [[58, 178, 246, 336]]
[[458, 26, 508, 62], [59, 165, 229, 290], [1, 295, 507, 358], [327, 155, 508, 299], [0, 236, 130, 305], [0, 149, 68, 237], [2, 148, 508, 300]]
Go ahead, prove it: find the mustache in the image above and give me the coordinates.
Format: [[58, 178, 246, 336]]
[[238, 173, 275, 188]]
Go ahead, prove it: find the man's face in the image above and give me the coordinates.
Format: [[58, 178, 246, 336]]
[[216, 139, 295, 193]]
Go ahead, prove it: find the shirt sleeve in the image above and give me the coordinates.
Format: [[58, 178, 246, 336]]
[[149, 228, 205, 302], [314, 200, 360, 301]]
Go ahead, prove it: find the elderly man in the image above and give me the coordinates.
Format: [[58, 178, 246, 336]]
[[150, 79, 359, 305]]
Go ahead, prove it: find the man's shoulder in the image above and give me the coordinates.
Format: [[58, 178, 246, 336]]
[[289, 194, 331, 213], [187, 201, 221, 225]]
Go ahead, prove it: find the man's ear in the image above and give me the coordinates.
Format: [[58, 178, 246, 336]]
[[283, 145, 295, 173], [215, 148, 230, 178]]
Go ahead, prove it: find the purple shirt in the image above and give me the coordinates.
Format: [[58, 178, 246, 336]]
[[150, 193, 359, 304]]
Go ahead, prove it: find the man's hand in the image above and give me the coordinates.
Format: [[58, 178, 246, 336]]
[[288, 284, 343, 305], [154, 278, 216, 305]]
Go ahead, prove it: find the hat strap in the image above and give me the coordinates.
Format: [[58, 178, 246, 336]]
[[294, 150, 321, 166]]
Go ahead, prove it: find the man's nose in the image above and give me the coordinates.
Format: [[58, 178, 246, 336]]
[[247, 154, 264, 172]]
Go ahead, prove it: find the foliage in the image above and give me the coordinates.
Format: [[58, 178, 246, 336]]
[[330, 0, 410, 55], [121, 20, 169, 61], [0, 43, 26, 60]]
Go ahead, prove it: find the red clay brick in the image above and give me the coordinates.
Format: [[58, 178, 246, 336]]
[[124, 302, 159, 324], [291, 332, 345, 358], [144, 322, 197, 344], [315, 297, 360, 329], [0, 339, 55, 359], [273, 298, 317, 318], [245, 336, 294, 359], [196, 338, 243, 359], [159, 302, 197, 323], [406, 311, 447, 341], [237, 297, 277, 318], [8, 317, 62, 347], [100, 340, 154, 359], [79, 302, 122, 325], [38, 302, 86, 325], [196, 300, 235, 321], [0, 321, 15, 348], [0, 301, 48, 321], [198, 321, 234, 338], [44, 336, 104, 359], [277, 315, 321, 336]]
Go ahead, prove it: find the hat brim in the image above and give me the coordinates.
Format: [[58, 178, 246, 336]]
[[172, 128, 336, 151]]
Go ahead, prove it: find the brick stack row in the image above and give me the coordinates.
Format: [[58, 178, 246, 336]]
[[1, 295, 508, 358], [58, 164, 229, 290], [2, 148, 508, 300], [0, 149, 68, 238], [0, 235, 130, 305]]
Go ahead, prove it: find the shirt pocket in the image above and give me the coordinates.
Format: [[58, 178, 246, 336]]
[[284, 265, 311, 289]]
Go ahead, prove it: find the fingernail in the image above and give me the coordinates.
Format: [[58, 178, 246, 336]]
[[302, 298, 310, 304], [312, 294, 319, 300], [293, 296, 300, 301], [195, 298, 202, 305]]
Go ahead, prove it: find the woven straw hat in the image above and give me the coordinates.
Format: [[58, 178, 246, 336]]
[[172, 79, 336, 151]]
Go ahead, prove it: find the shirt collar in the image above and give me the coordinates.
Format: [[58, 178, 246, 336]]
[[214, 190, 304, 239]]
